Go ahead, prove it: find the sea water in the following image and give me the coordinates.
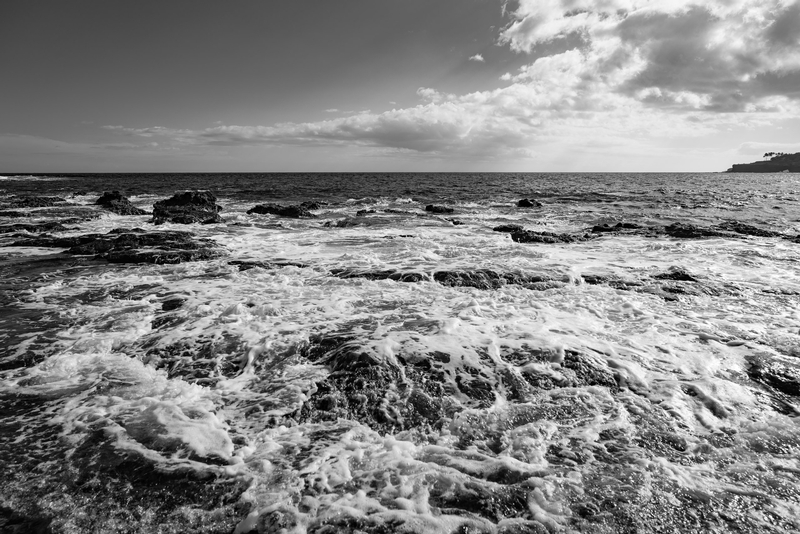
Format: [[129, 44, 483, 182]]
[[1, 173, 799, 533]]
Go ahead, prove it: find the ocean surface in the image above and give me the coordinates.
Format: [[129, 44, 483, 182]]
[[1, 172, 799, 534]]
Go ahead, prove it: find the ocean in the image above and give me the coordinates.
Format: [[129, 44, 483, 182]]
[[1, 172, 799, 533]]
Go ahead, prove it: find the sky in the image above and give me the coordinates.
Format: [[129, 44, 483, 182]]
[[1, 0, 799, 172]]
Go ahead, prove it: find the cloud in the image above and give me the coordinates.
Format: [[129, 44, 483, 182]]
[[500, 0, 800, 112], [324, 108, 339, 113], [97, 1, 800, 163], [469, 54, 485, 62]]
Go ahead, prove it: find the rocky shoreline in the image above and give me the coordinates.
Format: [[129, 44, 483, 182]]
[[726, 151, 800, 172]]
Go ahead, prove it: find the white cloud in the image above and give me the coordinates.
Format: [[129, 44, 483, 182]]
[[469, 53, 485, 62], [98, 1, 800, 164]]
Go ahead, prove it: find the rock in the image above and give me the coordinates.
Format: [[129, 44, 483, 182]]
[[96, 191, 148, 216], [747, 354, 800, 396], [0, 221, 71, 234], [229, 260, 308, 271], [652, 267, 700, 282], [663, 223, 733, 239], [715, 221, 782, 238], [322, 219, 359, 228], [493, 224, 524, 233], [299, 200, 326, 210], [4, 196, 67, 208], [8, 228, 220, 264], [510, 230, 592, 244], [247, 203, 316, 218], [356, 209, 376, 216], [446, 218, 464, 225], [591, 222, 642, 233], [293, 336, 454, 434], [425, 204, 454, 214], [517, 198, 543, 208], [0, 211, 29, 218], [152, 191, 223, 225]]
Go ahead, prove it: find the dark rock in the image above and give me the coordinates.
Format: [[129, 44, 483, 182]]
[[293, 336, 452, 434], [447, 218, 464, 225], [0, 222, 71, 234], [715, 221, 782, 238], [0, 211, 28, 218], [356, 209, 376, 216], [425, 204, 454, 214], [5, 196, 67, 208], [247, 203, 316, 218], [229, 260, 308, 271], [300, 200, 326, 210], [664, 223, 733, 239], [95, 191, 148, 216], [511, 230, 592, 244], [591, 222, 642, 233], [517, 198, 543, 208], [161, 298, 186, 311], [652, 267, 700, 282], [747, 355, 800, 396], [322, 219, 359, 228], [8, 228, 220, 264], [152, 191, 223, 225], [493, 224, 524, 233]]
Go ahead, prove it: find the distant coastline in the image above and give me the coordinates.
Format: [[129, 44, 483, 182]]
[[726, 152, 800, 172]]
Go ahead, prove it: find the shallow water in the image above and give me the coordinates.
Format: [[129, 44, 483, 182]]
[[1, 173, 799, 533]]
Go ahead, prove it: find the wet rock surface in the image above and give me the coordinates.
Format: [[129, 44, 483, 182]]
[[425, 204, 454, 214], [663, 222, 735, 239], [8, 228, 221, 264], [292, 336, 454, 435], [0, 210, 29, 218], [510, 230, 594, 244], [517, 198, 543, 208], [493, 224, 524, 233], [2, 196, 68, 208], [152, 191, 223, 225], [591, 222, 642, 233], [229, 260, 308, 271], [95, 190, 148, 215], [247, 203, 316, 218], [747, 354, 800, 397], [0, 221, 72, 234]]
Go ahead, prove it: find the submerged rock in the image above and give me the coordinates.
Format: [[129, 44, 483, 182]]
[[517, 198, 543, 208], [511, 230, 593, 244], [95, 191, 148, 216], [152, 191, 223, 225], [425, 204, 454, 214], [356, 209, 376, 216], [9, 228, 220, 264], [247, 203, 316, 218]]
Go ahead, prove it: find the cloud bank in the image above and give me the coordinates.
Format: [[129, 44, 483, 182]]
[[103, 0, 800, 161]]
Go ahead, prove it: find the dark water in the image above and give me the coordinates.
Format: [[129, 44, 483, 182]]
[[1, 172, 799, 534]]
